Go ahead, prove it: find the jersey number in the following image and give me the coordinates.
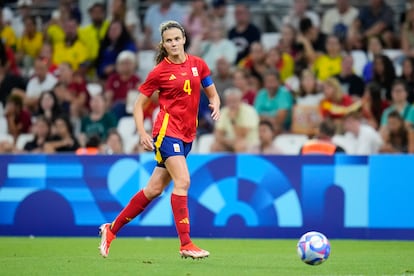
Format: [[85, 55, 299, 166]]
[[183, 79, 192, 95]]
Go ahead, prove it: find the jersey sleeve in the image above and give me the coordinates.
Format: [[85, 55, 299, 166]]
[[138, 67, 160, 97], [198, 57, 211, 80]]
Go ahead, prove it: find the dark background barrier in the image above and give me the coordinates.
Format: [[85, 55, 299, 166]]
[[0, 154, 413, 240]]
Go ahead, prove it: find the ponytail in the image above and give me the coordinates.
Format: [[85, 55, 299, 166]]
[[155, 42, 168, 64]]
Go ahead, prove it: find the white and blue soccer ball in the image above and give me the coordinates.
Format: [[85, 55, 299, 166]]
[[297, 231, 331, 265]]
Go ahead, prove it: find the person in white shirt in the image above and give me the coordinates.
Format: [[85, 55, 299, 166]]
[[321, 0, 358, 38], [343, 111, 383, 155], [283, 0, 320, 30], [25, 57, 58, 111]]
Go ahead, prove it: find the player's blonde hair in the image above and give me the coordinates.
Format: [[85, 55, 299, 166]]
[[155, 21, 186, 64]]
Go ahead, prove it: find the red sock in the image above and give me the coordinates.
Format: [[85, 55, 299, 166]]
[[110, 190, 151, 234], [171, 193, 191, 246]]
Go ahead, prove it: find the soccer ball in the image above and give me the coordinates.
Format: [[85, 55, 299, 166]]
[[297, 231, 331, 265]]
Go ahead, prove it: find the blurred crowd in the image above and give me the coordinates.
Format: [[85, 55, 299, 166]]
[[0, 0, 413, 155]]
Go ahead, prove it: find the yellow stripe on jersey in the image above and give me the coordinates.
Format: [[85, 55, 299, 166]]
[[154, 113, 170, 163]]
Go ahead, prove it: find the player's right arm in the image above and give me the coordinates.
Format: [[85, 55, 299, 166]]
[[133, 93, 154, 151]]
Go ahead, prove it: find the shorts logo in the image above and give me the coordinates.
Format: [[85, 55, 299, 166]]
[[173, 143, 180, 152], [191, 67, 198, 77]]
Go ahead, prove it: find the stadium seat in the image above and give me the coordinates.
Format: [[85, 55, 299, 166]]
[[274, 134, 309, 155], [138, 50, 156, 80], [123, 134, 140, 154], [332, 134, 355, 154], [86, 83, 102, 97], [261, 32, 281, 51], [15, 133, 35, 150], [117, 116, 136, 139], [351, 50, 368, 77], [196, 133, 215, 154]]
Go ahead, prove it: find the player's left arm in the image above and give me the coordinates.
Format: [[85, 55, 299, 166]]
[[202, 76, 221, 121]]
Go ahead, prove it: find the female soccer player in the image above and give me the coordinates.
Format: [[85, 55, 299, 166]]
[[99, 20, 221, 259]]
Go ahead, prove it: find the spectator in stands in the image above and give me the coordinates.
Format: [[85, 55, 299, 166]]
[[283, 0, 320, 30], [11, 0, 34, 39], [25, 57, 58, 112], [239, 42, 267, 84], [399, 57, 414, 103], [296, 69, 324, 105], [348, 0, 395, 49], [78, 2, 109, 68], [361, 82, 389, 130], [142, 0, 184, 49], [16, 16, 43, 77], [228, 3, 261, 64], [343, 111, 383, 155], [210, 0, 235, 32], [4, 94, 31, 141], [39, 42, 59, 76], [23, 115, 53, 153], [45, 2, 69, 46], [372, 54, 396, 101], [277, 24, 301, 61], [193, 19, 237, 73], [108, 0, 141, 43], [96, 20, 137, 79], [57, 62, 89, 118], [362, 35, 384, 82], [0, 45, 26, 107], [183, 0, 208, 44], [379, 110, 410, 153], [52, 17, 89, 71], [44, 115, 80, 153], [320, 77, 359, 124], [100, 129, 124, 154], [212, 57, 234, 104], [401, 3, 414, 58], [248, 120, 283, 155], [297, 17, 326, 63], [211, 87, 259, 152], [104, 50, 141, 120], [380, 80, 414, 129], [300, 119, 345, 154], [36, 91, 63, 123], [321, 0, 358, 41], [0, 8, 16, 49], [80, 94, 117, 146], [232, 68, 256, 105], [313, 35, 343, 81], [335, 54, 365, 99], [265, 47, 295, 84], [254, 69, 294, 131]]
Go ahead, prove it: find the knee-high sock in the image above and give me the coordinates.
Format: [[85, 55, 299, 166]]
[[111, 190, 151, 234], [171, 193, 191, 246]]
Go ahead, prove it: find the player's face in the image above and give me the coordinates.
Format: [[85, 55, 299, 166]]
[[162, 28, 186, 57]]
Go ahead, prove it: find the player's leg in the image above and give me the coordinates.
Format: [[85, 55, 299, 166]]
[[99, 167, 171, 258], [165, 155, 210, 259]]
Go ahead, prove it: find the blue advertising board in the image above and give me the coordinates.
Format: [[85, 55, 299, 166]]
[[0, 154, 413, 239]]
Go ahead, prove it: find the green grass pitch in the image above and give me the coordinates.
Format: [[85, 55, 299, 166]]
[[0, 237, 413, 275]]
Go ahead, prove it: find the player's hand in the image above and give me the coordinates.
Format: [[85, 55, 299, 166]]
[[209, 103, 220, 121], [139, 132, 154, 151]]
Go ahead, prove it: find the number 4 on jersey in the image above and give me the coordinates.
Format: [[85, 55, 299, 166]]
[[183, 79, 192, 95]]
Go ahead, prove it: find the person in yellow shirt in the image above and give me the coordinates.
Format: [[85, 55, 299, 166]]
[[52, 18, 88, 71], [312, 35, 343, 81], [16, 16, 43, 75], [0, 11, 17, 49], [78, 2, 109, 64]]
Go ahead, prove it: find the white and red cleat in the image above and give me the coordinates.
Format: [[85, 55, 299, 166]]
[[98, 223, 116, 258]]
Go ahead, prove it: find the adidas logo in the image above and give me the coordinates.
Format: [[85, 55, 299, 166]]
[[179, 218, 189, 224], [169, 74, 176, 80]]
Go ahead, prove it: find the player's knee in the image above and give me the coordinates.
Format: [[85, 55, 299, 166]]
[[174, 176, 190, 191]]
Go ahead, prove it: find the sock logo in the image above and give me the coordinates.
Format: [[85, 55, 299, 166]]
[[125, 217, 132, 222], [179, 217, 189, 224]]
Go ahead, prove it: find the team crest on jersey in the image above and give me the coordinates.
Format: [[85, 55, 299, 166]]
[[191, 67, 199, 77]]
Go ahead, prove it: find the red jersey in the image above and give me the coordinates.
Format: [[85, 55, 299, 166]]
[[105, 73, 141, 102], [139, 54, 210, 142]]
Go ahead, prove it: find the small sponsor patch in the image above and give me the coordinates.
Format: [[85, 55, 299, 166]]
[[173, 143, 180, 152]]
